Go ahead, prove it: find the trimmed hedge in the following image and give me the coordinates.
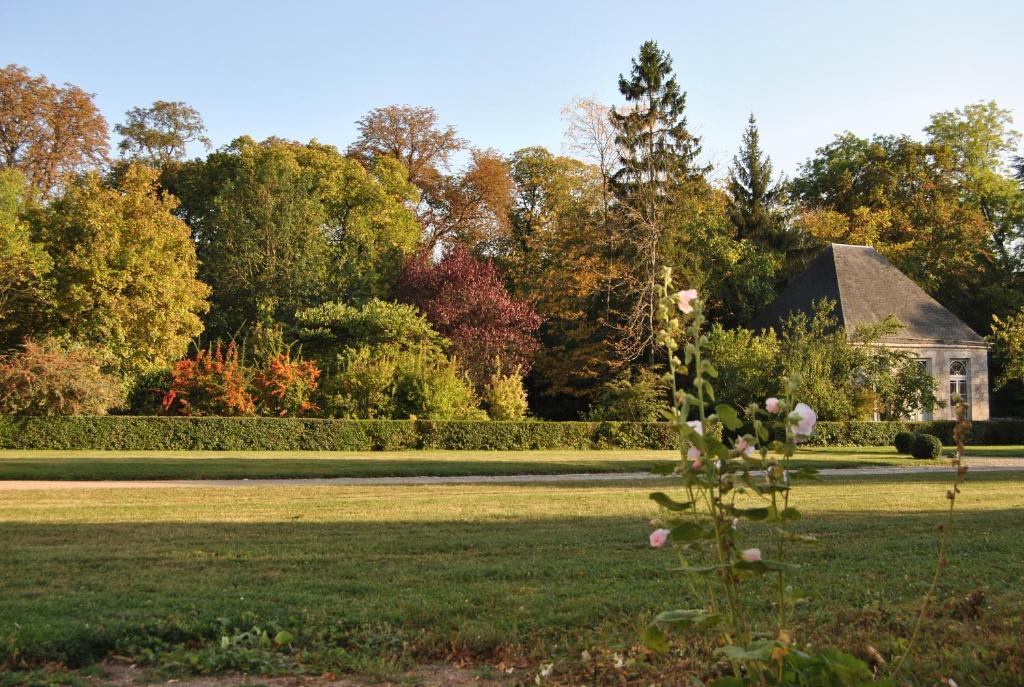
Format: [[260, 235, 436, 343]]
[[0, 416, 1020, 451]]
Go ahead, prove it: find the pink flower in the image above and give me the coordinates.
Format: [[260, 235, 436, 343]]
[[673, 289, 699, 314], [740, 548, 762, 562], [686, 446, 703, 469], [650, 528, 670, 548], [765, 397, 781, 413], [791, 402, 818, 440], [736, 436, 755, 458], [686, 420, 703, 436]]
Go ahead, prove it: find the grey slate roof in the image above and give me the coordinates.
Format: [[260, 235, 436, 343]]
[[749, 244, 986, 347]]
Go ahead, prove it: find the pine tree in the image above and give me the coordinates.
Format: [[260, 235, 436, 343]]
[[609, 40, 706, 363], [726, 114, 787, 248]]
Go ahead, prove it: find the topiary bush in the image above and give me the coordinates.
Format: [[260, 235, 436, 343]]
[[910, 432, 943, 460], [894, 430, 917, 455]]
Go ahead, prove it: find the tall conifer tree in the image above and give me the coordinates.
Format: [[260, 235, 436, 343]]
[[610, 40, 706, 363], [726, 114, 787, 248]]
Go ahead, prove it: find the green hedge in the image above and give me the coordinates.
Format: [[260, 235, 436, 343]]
[[0, 416, 1020, 451]]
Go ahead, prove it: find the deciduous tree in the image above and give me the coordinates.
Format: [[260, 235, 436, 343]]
[[396, 245, 542, 387], [115, 100, 211, 166], [171, 137, 420, 334], [39, 165, 210, 375], [0, 64, 108, 193], [0, 169, 52, 349]]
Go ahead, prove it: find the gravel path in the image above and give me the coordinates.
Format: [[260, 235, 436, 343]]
[[0, 459, 1021, 490]]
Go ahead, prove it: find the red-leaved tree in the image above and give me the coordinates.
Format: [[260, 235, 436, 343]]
[[396, 245, 542, 386]]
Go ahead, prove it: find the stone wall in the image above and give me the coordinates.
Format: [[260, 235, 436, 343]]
[[884, 343, 989, 420]]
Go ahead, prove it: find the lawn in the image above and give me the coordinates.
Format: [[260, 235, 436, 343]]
[[1, 471, 1021, 685], [1, 445, 1018, 481]]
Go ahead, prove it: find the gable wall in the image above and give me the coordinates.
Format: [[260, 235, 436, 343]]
[[882, 343, 989, 420]]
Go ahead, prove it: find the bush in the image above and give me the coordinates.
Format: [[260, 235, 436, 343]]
[[163, 342, 254, 416], [585, 369, 666, 422], [894, 430, 917, 454], [911, 433, 943, 460], [482, 363, 529, 421], [252, 353, 320, 417], [0, 338, 124, 415]]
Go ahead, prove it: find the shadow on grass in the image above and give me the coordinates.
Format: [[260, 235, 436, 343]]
[[1, 504, 1022, 675]]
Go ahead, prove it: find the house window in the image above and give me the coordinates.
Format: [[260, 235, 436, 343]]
[[949, 359, 970, 419]]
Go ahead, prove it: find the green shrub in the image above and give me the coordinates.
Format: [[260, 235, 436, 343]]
[[910, 433, 943, 460], [893, 431, 917, 454], [585, 369, 666, 422], [482, 363, 529, 421]]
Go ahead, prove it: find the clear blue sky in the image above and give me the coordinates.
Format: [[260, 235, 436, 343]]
[[3, 0, 1022, 177]]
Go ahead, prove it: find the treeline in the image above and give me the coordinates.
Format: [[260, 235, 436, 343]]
[[2, 41, 1024, 420]]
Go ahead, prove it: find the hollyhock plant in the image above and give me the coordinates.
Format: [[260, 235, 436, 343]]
[[641, 267, 899, 685], [644, 266, 972, 684]]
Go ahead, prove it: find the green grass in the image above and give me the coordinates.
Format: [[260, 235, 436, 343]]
[[1, 471, 1022, 684], [1, 445, 1016, 481]]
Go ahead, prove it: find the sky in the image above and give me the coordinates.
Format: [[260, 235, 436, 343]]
[[3, 0, 1023, 178]]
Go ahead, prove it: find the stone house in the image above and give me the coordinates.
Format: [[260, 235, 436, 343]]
[[750, 243, 989, 420]]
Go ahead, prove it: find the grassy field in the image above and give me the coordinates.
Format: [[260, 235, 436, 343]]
[[1, 471, 1021, 685], [1, 445, 1018, 481]]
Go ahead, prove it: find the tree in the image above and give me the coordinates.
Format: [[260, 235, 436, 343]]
[[0, 64, 108, 193], [990, 309, 1024, 390], [778, 300, 937, 421], [170, 137, 420, 334], [924, 101, 1024, 264], [726, 114, 788, 248], [348, 105, 512, 251], [504, 146, 623, 416], [0, 168, 52, 349], [610, 41, 707, 362], [348, 105, 465, 191], [561, 97, 621, 320], [115, 100, 211, 166], [39, 164, 210, 375], [396, 245, 542, 387]]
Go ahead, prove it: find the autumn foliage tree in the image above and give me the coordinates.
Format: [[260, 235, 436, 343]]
[[0, 64, 109, 193], [396, 245, 542, 386]]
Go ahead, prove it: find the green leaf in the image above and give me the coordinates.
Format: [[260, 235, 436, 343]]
[[653, 609, 724, 630], [734, 559, 800, 575], [649, 492, 693, 511], [641, 622, 669, 652], [730, 506, 771, 521], [670, 521, 712, 541], [274, 630, 294, 645], [717, 639, 778, 662], [714, 404, 743, 430], [781, 507, 802, 521]]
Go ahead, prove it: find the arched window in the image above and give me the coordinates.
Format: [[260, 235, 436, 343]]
[[949, 359, 970, 419]]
